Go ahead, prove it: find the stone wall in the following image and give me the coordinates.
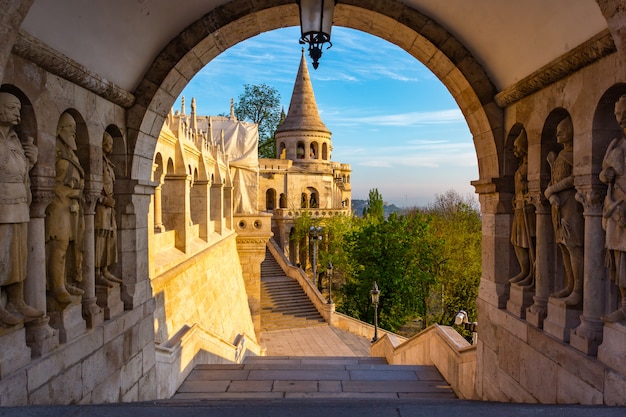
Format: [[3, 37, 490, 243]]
[[476, 47, 626, 405]]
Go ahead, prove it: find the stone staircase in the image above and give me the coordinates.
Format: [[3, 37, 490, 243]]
[[261, 248, 326, 331], [173, 356, 457, 400]]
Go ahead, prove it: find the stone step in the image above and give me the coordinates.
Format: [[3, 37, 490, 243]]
[[173, 356, 457, 400], [260, 248, 325, 331]]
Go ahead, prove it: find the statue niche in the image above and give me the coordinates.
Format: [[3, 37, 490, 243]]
[[95, 132, 121, 287], [545, 116, 584, 306], [0, 92, 44, 326], [508, 129, 536, 288], [45, 112, 86, 306], [601, 94, 626, 322]]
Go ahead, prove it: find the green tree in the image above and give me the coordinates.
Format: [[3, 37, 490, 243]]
[[338, 211, 443, 332], [362, 188, 384, 222], [234, 83, 282, 158], [424, 189, 481, 331]]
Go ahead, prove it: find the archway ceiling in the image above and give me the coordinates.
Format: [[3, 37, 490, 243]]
[[21, 0, 606, 93]]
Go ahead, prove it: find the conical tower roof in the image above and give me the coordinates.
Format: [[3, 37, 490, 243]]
[[276, 50, 330, 135]]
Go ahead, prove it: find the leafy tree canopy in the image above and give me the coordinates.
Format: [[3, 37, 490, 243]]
[[234, 83, 282, 158], [362, 188, 385, 222]]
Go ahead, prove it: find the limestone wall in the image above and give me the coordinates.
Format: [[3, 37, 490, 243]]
[[476, 47, 626, 405]]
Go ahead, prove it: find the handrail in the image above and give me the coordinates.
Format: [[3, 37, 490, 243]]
[[370, 324, 477, 400]]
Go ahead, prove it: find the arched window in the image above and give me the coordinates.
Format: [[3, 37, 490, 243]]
[[266, 188, 276, 210], [322, 143, 328, 160], [301, 192, 308, 208], [310, 142, 318, 159], [279, 193, 287, 208], [296, 142, 305, 159], [279, 142, 286, 159]]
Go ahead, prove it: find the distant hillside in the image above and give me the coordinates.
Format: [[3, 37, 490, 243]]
[[351, 199, 406, 218]]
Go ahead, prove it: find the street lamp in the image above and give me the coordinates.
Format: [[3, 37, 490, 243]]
[[297, 0, 336, 69], [326, 261, 333, 304], [455, 310, 478, 344], [371, 282, 380, 343], [309, 226, 323, 285]]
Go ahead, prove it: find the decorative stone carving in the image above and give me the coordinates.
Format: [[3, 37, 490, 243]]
[[494, 30, 616, 107], [509, 129, 536, 288], [545, 116, 584, 306], [95, 132, 122, 288], [600, 95, 626, 323], [45, 113, 86, 306], [0, 92, 45, 328]]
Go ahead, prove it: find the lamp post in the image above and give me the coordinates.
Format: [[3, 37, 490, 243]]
[[297, 0, 336, 69], [326, 261, 333, 304], [371, 282, 380, 343], [309, 226, 322, 285], [454, 310, 478, 345]]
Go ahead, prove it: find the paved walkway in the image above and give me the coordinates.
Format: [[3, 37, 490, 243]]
[[260, 325, 372, 357]]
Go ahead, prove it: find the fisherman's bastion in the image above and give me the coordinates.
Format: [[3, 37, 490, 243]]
[[1, 0, 626, 410]]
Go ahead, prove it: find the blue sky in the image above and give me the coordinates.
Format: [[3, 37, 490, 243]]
[[174, 26, 477, 207]]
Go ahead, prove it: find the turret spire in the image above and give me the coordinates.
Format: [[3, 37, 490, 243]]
[[275, 49, 330, 134]]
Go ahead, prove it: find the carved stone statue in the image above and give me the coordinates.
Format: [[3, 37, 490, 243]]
[[0, 92, 44, 326], [601, 95, 626, 322], [509, 129, 536, 287], [545, 116, 584, 306], [45, 113, 85, 304], [95, 132, 121, 287]]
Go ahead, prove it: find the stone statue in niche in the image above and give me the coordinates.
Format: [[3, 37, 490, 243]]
[[45, 113, 85, 305], [600, 95, 626, 322], [95, 132, 121, 287], [0, 92, 44, 326], [509, 129, 536, 287], [544, 116, 584, 306]]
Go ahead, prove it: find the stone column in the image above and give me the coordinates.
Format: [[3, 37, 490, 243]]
[[24, 177, 59, 356], [192, 179, 210, 240], [153, 172, 165, 233], [81, 190, 104, 328], [163, 174, 191, 251], [116, 179, 154, 310], [235, 213, 273, 341], [570, 186, 606, 355], [211, 181, 224, 234], [526, 192, 553, 328]]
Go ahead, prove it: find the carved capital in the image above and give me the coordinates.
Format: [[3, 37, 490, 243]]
[[528, 191, 549, 213], [30, 175, 55, 218], [575, 188, 605, 216], [82, 190, 102, 215]]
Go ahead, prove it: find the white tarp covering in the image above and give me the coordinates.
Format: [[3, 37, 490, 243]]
[[211, 119, 259, 214]]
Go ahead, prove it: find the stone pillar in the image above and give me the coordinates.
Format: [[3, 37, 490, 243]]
[[235, 213, 273, 341], [153, 169, 165, 233], [192, 179, 210, 240], [527, 192, 553, 328], [116, 179, 154, 310], [472, 181, 514, 309], [211, 181, 224, 234], [163, 174, 191, 251], [24, 177, 59, 357], [81, 190, 104, 328], [570, 186, 606, 355]]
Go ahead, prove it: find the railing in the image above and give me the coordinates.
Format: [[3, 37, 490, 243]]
[[155, 323, 260, 399], [370, 324, 477, 400]]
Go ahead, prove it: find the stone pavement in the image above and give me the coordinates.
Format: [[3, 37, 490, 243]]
[[260, 324, 372, 357]]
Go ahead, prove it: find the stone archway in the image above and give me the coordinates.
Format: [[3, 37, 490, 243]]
[[128, 0, 502, 188]]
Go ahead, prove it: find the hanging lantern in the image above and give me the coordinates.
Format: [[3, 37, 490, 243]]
[[297, 0, 336, 69]]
